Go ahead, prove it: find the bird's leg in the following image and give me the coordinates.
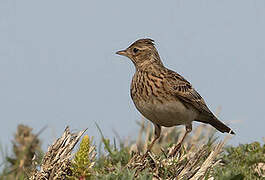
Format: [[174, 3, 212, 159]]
[[178, 123, 192, 146], [170, 123, 192, 156], [142, 124, 161, 159]]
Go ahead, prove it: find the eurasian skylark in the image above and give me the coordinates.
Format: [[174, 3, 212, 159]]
[[116, 38, 235, 154]]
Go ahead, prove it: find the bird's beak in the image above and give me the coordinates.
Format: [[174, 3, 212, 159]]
[[116, 49, 127, 56]]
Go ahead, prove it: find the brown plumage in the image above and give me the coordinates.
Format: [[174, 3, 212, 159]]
[[116, 38, 235, 154]]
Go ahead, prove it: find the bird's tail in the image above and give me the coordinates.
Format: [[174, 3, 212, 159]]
[[195, 115, 235, 134]]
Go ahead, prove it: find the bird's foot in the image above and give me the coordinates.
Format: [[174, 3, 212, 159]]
[[169, 143, 182, 157], [141, 150, 150, 161]]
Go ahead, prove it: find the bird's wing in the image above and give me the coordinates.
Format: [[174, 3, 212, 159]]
[[164, 69, 214, 117]]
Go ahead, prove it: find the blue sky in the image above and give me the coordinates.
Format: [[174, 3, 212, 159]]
[[0, 0, 264, 154]]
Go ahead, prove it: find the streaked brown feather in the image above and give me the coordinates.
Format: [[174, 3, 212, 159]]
[[164, 69, 214, 117]]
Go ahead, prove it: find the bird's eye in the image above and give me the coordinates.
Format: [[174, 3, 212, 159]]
[[133, 48, 139, 54]]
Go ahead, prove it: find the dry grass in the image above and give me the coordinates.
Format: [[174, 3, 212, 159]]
[[124, 118, 232, 179], [5, 117, 262, 179], [25, 118, 232, 179], [30, 127, 86, 179]]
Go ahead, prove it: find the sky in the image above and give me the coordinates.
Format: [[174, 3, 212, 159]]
[[0, 0, 264, 156]]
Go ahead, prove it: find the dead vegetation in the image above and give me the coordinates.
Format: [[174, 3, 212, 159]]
[[0, 119, 264, 179]]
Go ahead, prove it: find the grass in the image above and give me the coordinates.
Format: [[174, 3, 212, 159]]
[[0, 120, 264, 179]]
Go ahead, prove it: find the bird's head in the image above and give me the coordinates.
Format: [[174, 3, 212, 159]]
[[116, 38, 163, 70]]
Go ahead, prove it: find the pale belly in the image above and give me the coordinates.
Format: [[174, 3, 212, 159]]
[[134, 100, 198, 127]]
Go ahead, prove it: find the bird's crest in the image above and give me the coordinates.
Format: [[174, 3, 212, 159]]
[[133, 38, 155, 47]]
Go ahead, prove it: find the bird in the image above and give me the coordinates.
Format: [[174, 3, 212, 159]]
[[116, 38, 235, 155]]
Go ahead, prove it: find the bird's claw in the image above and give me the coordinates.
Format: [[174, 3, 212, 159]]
[[169, 143, 182, 157]]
